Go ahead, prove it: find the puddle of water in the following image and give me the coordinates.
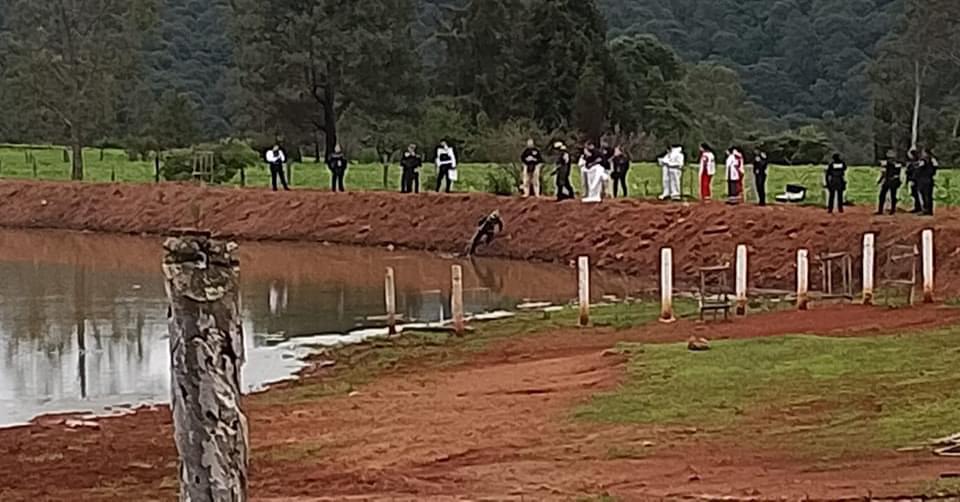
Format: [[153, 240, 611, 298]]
[[0, 229, 644, 426]]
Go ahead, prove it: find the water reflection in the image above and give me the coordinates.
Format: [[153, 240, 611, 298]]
[[0, 229, 646, 426]]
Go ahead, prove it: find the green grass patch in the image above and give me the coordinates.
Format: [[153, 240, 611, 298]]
[[577, 327, 960, 457]]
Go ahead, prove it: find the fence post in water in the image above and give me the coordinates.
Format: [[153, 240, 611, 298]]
[[660, 248, 675, 322], [451, 265, 464, 335], [162, 231, 248, 502], [797, 249, 809, 310], [385, 267, 397, 336], [578, 256, 590, 327], [735, 244, 748, 316], [922, 229, 934, 303], [862, 233, 875, 305]]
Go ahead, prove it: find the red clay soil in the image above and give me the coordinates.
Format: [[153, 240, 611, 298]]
[[0, 181, 958, 294], [1, 305, 959, 502]]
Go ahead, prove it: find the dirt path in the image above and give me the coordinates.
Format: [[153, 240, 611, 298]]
[[1, 305, 958, 501], [2, 181, 959, 294]]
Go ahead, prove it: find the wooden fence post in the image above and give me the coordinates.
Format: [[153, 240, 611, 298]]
[[922, 229, 934, 303], [660, 248, 675, 322], [451, 265, 464, 335], [162, 231, 248, 502], [155, 153, 161, 183], [797, 249, 809, 311], [862, 233, 875, 305], [735, 244, 748, 316], [385, 267, 397, 336], [578, 256, 590, 327]]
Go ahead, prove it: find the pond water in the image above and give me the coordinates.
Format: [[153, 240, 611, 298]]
[[0, 229, 643, 426]]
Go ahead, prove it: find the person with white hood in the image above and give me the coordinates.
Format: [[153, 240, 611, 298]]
[[725, 146, 745, 203], [658, 144, 684, 201], [435, 140, 457, 193], [582, 146, 610, 203], [698, 143, 716, 201]]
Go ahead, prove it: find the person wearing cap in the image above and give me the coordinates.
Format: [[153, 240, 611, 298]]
[[825, 153, 847, 214], [435, 140, 457, 193], [552, 142, 575, 201], [400, 143, 423, 193]]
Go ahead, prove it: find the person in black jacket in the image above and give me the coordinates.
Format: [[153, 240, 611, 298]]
[[326, 144, 348, 192], [825, 153, 847, 213], [906, 149, 923, 213], [400, 144, 422, 193], [552, 142, 575, 201], [753, 150, 769, 206], [877, 153, 902, 215], [611, 147, 630, 197], [917, 148, 938, 216]]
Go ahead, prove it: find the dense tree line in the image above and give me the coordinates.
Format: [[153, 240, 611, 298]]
[[0, 0, 956, 179]]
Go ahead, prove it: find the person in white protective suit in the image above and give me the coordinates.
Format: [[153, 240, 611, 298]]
[[582, 147, 610, 203], [658, 145, 685, 201]]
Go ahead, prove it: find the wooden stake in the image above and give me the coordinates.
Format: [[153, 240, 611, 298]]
[[578, 256, 590, 327], [451, 265, 464, 335], [922, 229, 934, 303], [385, 267, 397, 336], [735, 244, 748, 316], [862, 233, 875, 305], [660, 248, 675, 322], [162, 232, 248, 502], [797, 249, 809, 310]]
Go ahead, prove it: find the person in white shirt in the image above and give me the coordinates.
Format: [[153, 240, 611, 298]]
[[435, 140, 457, 193], [582, 153, 610, 203], [698, 143, 716, 201], [725, 147, 744, 202], [659, 145, 684, 201], [265, 144, 289, 191]]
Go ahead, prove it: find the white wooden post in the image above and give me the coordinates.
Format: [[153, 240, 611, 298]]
[[578, 256, 590, 327], [660, 248, 675, 322], [862, 233, 875, 305], [385, 267, 397, 335], [452, 265, 464, 335], [922, 229, 934, 303], [735, 244, 748, 316], [797, 249, 809, 311]]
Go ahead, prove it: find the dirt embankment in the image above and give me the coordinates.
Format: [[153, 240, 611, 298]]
[[0, 181, 957, 293]]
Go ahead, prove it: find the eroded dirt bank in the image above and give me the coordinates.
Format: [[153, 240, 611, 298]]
[[0, 180, 957, 294]]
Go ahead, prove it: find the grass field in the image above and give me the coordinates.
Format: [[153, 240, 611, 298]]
[[2, 144, 958, 207]]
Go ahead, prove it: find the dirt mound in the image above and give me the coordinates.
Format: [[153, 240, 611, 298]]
[[0, 181, 956, 293]]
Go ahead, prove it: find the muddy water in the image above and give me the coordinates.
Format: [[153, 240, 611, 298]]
[[0, 229, 642, 426]]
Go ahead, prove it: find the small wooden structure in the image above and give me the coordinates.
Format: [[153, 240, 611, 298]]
[[191, 151, 216, 183], [881, 244, 918, 305], [817, 251, 854, 300], [698, 264, 732, 321]]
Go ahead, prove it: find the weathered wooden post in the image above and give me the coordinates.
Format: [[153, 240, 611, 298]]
[[155, 153, 161, 183], [451, 265, 464, 335], [660, 248, 675, 322], [385, 267, 397, 336], [32, 157, 38, 178], [162, 230, 248, 502], [735, 244, 748, 316], [797, 249, 809, 311], [862, 233, 875, 305], [922, 229, 934, 303], [240, 164, 246, 187], [578, 256, 590, 327]]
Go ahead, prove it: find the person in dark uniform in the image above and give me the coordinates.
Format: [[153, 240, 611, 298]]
[[552, 142, 575, 201], [467, 210, 504, 256], [825, 153, 847, 214], [611, 146, 630, 197], [917, 148, 938, 216], [906, 149, 922, 213], [326, 144, 348, 192], [400, 144, 422, 193], [877, 153, 902, 215], [753, 150, 769, 206], [265, 144, 289, 191]]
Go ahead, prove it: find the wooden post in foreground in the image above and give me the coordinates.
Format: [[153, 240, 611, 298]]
[[862, 233, 875, 305], [578, 256, 590, 327], [797, 249, 809, 311], [163, 231, 248, 502], [735, 244, 748, 316], [385, 267, 397, 336], [660, 248, 675, 323], [922, 229, 934, 303], [451, 265, 464, 335]]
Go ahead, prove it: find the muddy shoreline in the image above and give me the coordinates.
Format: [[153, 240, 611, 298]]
[[1, 180, 957, 295]]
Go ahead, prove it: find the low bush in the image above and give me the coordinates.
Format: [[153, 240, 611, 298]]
[[161, 139, 260, 183]]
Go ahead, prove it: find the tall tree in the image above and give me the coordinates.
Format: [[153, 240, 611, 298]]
[[1, 0, 155, 180], [608, 34, 686, 135], [230, 0, 424, 156]]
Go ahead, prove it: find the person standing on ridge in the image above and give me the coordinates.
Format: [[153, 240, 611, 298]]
[[698, 143, 716, 201], [520, 138, 544, 197], [825, 153, 847, 214], [906, 149, 923, 213], [659, 144, 684, 201], [265, 143, 289, 191], [877, 152, 902, 215], [611, 146, 630, 197], [917, 148, 938, 216], [435, 140, 457, 193], [753, 150, 769, 206], [725, 147, 743, 203], [326, 144, 348, 192], [552, 142, 575, 201], [400, 143, 423, 193]]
